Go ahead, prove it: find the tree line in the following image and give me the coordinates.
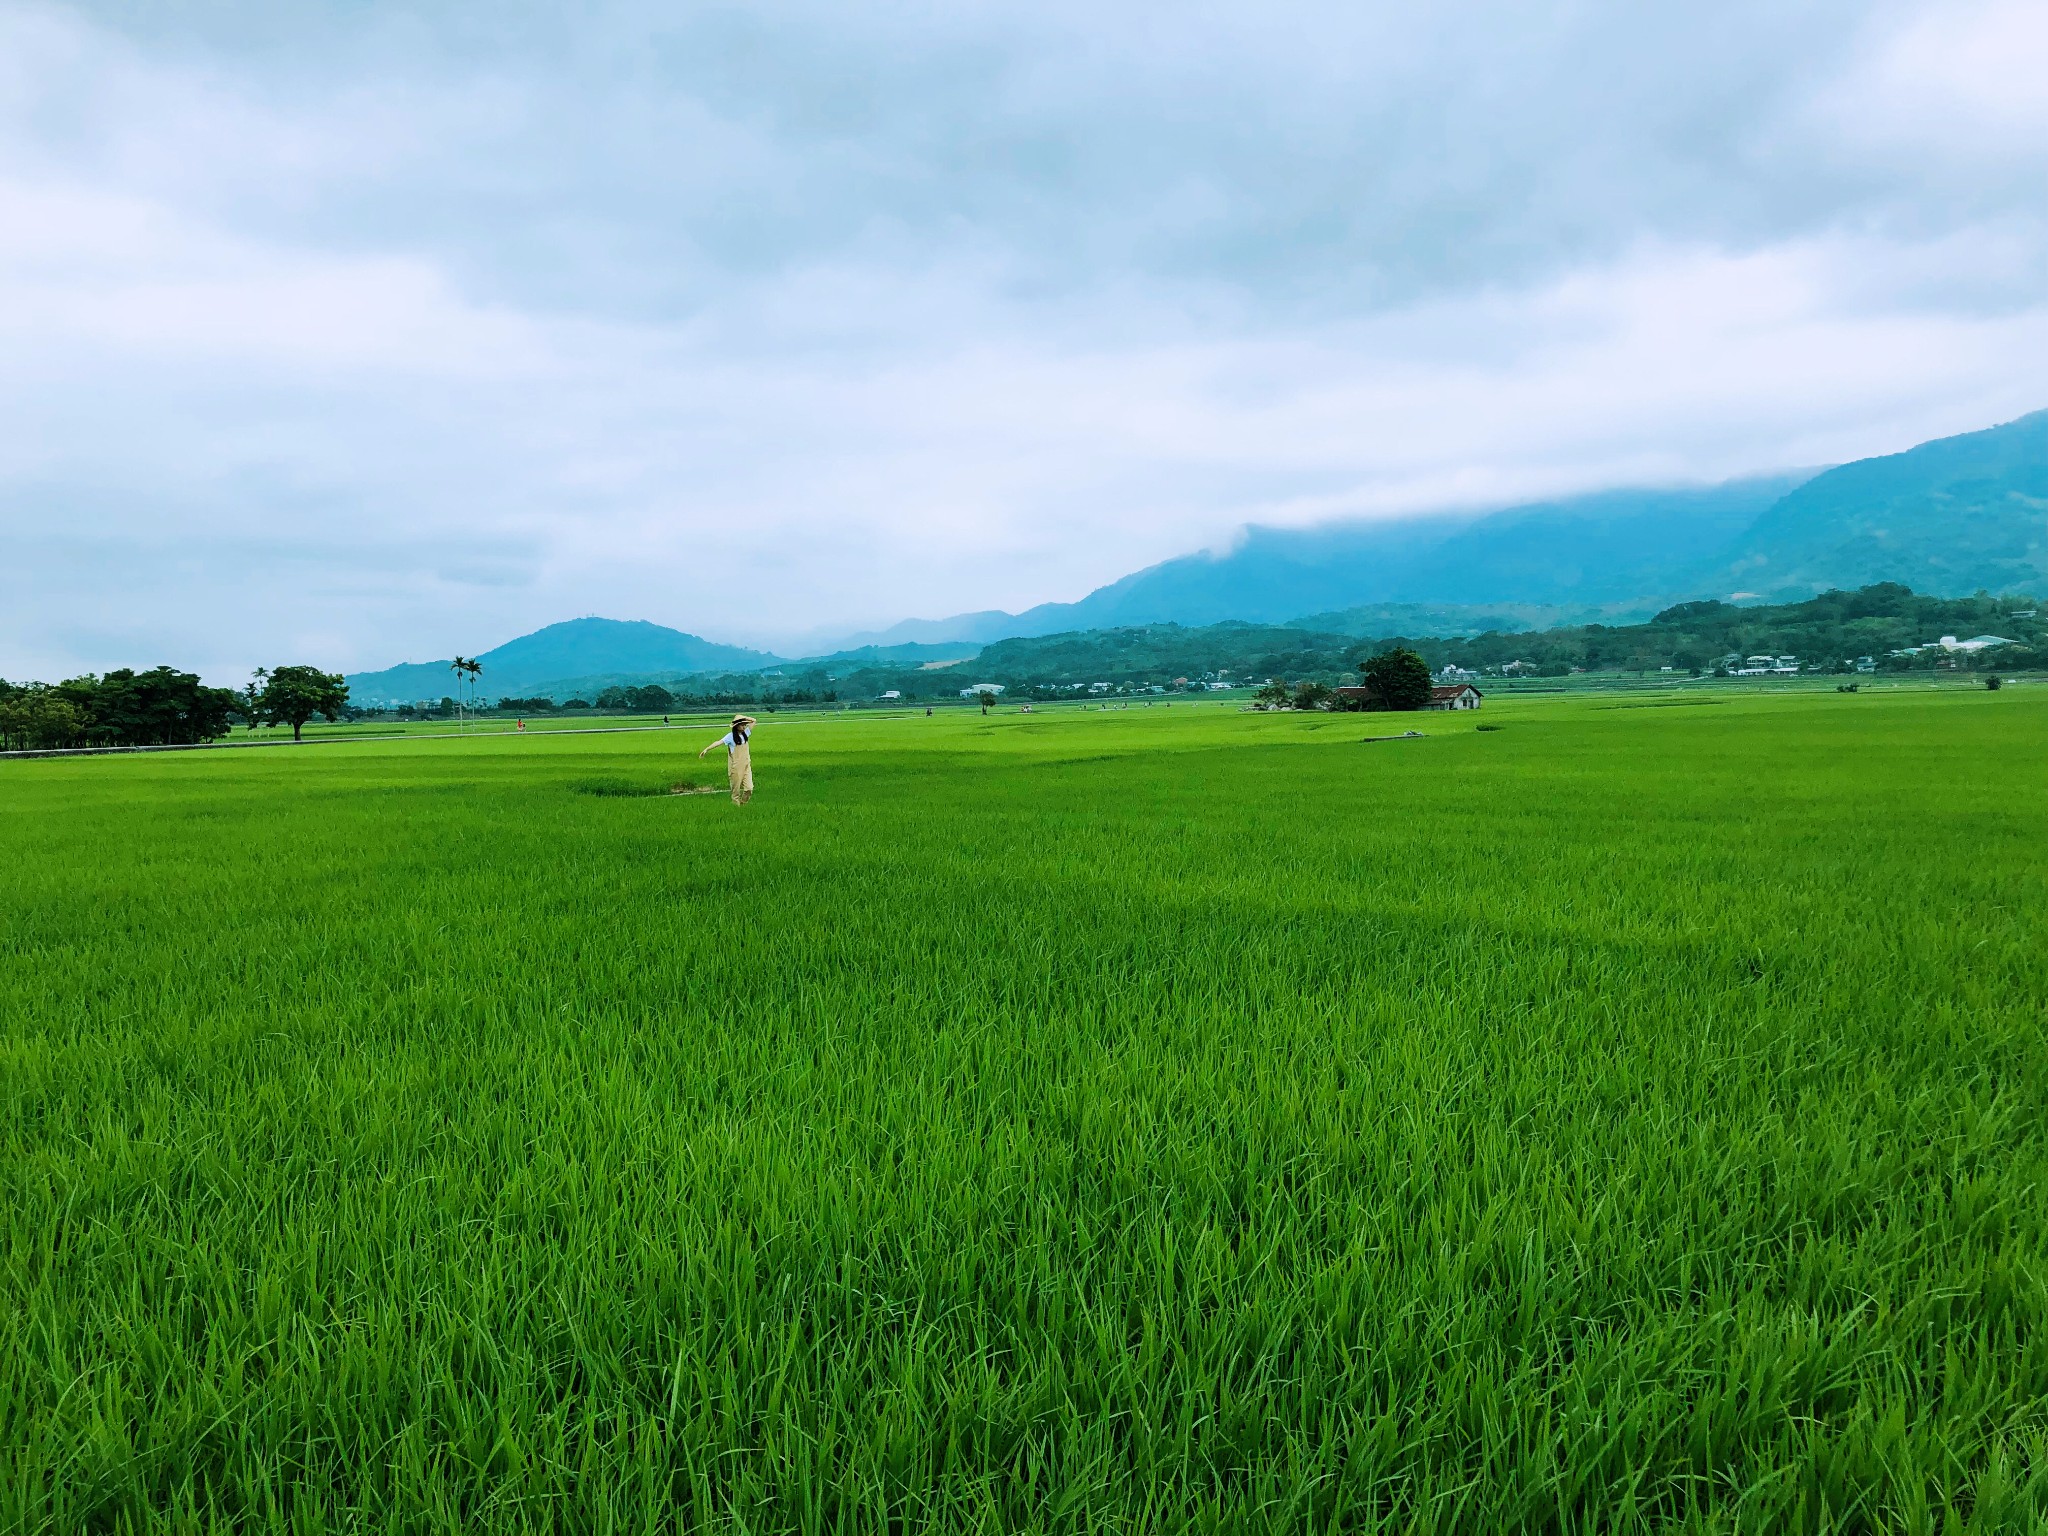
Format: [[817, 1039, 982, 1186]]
[[0, 666, 349, 752]]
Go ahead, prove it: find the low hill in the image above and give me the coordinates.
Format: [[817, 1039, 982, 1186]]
[[803, 640, 981, 670], [345, 618, 785, 704], [968, 622, 1354, 687]]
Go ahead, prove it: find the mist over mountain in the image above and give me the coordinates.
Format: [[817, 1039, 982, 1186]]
[[845, 411, 2047, 646], [847, 476, 1813, 647], [342, 410, 2048, 702]]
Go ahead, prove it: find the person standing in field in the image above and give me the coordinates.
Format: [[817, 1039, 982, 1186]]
[[699, 714, 757, 804]]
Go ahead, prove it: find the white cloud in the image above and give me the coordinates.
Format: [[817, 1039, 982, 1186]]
[[0, 178, 546, 372], [1830, 0, 2048, 143], [2, 0, 2047, 679]]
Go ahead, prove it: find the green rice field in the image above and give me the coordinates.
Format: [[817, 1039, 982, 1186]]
[[3, 690, 2045, 1532]]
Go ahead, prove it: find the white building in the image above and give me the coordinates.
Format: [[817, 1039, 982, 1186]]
[[958, 682, 1006, 698], [1732, 654, 1799, 676], [1894, 635, 2016, 658], [1425, 684, 1484, 710]]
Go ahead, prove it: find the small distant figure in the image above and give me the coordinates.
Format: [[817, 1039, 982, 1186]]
[[663, 714, 671, 725], [699, 714, 757, 805], [926, 707, 933, 717], [515, 718, 526, 733]]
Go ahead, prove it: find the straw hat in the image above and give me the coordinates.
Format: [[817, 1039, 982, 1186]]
[[731, 715, 758, 729]]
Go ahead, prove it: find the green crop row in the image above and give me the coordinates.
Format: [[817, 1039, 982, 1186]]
[[3, 690, 2044, 1532]]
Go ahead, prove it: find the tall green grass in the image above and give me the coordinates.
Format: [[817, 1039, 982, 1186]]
[[3, 692, 2044, 1532]]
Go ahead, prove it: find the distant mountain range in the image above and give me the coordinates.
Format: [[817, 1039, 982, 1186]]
[[345, 619, 777, 705], [850, 409, 2047, 645], [347, 409, 2048, 702], [344, 621, 977, 704]]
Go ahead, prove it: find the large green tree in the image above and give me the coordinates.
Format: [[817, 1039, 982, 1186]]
[[0, 684, 84, 751], [1358, 647, 1433, 711], [50, 667, 239, 747], [595, 683, 677, 713], [260, 666, 351, 741]]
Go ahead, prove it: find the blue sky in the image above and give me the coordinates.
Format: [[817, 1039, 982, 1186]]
[[4, 0, 2047, 678]]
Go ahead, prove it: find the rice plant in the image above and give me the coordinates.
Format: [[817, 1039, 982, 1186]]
[[3, 690, 2044, 1532]]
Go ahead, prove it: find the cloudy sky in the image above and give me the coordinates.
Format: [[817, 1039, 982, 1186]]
[[4, 0, 2046, 678]]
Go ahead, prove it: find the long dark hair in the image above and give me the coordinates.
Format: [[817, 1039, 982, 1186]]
[[731, 718, 749, 746]]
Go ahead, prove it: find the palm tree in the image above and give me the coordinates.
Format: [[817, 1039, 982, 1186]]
[[450, 656, 482, 729], [243, 666, 269, 731]]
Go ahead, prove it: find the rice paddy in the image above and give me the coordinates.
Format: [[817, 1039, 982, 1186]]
[[3, 690, 2045, 1532]]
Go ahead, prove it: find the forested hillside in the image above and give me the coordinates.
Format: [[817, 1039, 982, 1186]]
[[1728, 410, 2048, 596]]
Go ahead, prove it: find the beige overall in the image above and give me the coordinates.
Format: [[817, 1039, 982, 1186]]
[[727, 739, 753, 804]]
